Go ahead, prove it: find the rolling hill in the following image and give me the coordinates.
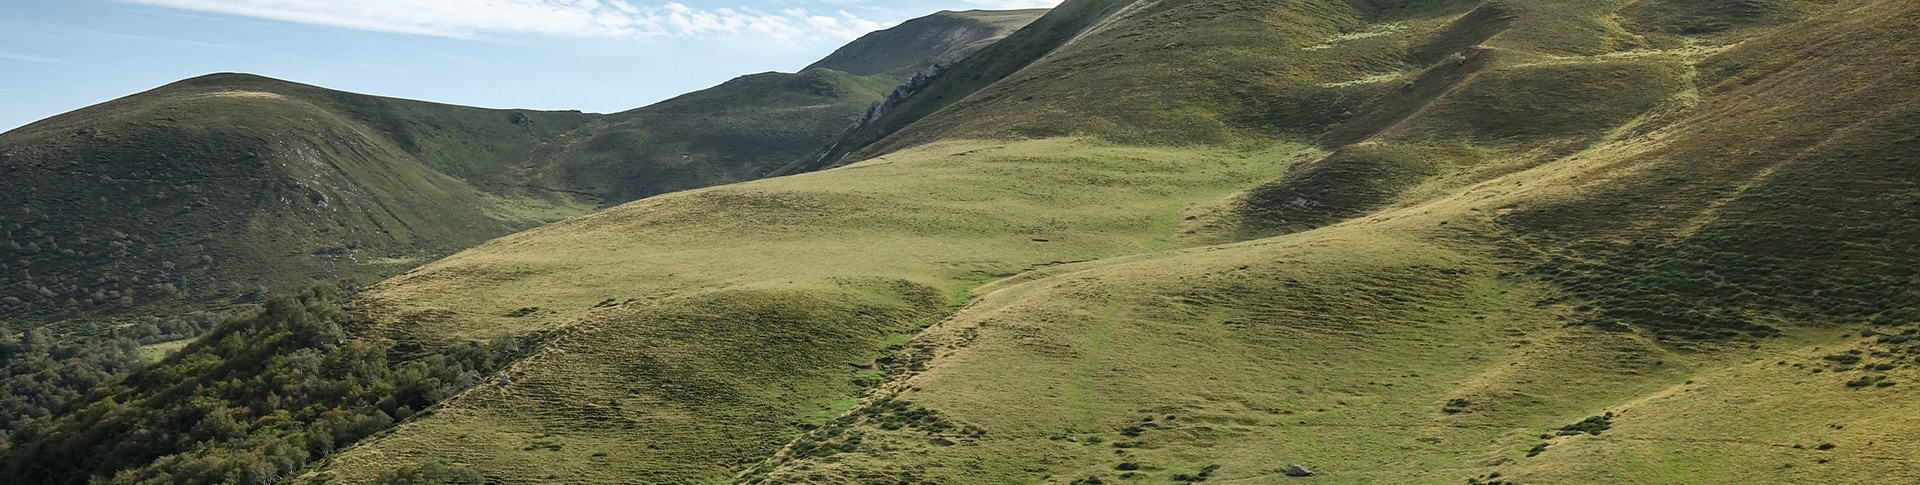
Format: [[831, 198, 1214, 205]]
[[6, 0, 1920, 484], [0, 9, 1045, 336]]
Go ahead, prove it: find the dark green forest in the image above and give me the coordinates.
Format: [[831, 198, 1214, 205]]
[[0, 312, 230, 438], [0, 285, 517, 484]]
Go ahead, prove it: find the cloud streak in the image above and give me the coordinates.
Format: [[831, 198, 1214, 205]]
[[118, 0, 887, 44], [0, 51, 60, 64]]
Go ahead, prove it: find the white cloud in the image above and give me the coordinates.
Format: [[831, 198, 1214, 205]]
[[118, 0, 890, 44]]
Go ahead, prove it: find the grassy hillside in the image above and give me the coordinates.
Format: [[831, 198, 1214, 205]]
[[739, 0, 1920, 483], [10, 0, 1920, 483], [273, 0, 1920, 481], [305, 138, 1301, 483]]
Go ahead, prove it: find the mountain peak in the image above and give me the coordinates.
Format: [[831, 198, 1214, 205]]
[[806, 8, 1048, 77]]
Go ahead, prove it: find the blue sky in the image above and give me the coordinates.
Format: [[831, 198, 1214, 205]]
[[0, 0, 1059, 132]]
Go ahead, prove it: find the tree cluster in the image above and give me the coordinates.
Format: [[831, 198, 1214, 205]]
[[0, 329, 143, 437], [0, 310, 229, 440], [0, 284, 517, 484]]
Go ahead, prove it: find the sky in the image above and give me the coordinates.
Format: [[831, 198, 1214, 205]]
[[0, 0, 1061, 132]]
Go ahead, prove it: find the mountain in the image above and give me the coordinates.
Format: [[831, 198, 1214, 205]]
[[542, 9, 1048, 204], [0, 9, 1045, 336], [8, 0, 1920, 484]]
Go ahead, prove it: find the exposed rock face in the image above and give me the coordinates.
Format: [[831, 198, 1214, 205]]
[[858, 63, 949, 130], [782, 62, 952, 174]]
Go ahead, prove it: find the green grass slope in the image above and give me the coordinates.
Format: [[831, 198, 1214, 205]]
[[743, 0, 1920, 483], [303, 138, 1302, 484], [11, 0, 1919, 483], [292, 0, 1920, 482]]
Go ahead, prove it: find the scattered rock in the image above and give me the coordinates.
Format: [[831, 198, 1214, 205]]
[[1287, 464, 1314, 477]]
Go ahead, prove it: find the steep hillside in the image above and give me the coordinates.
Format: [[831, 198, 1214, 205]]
[[0, 9, 1044, 334], [9, 0, 1919, 484], [783, 0, 1139, 173]]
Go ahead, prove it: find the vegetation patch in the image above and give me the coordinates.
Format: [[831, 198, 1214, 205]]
[[365, 461, 485, 485], [1172, 464, 1222, 483], [1556, 413, 1614, 436]]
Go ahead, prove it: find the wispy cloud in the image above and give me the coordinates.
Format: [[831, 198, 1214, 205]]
[[117, 0, 887, 44], [0, 51, 60, 64]]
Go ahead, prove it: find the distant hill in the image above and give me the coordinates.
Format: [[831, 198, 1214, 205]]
[[0, 9, 1045, 334], [555, 9, 1047, 204]]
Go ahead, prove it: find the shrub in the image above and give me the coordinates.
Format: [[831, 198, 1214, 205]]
[[1824, 354, 1863, 365], [374, 461, 485, 485], [1557, 413, 1614, 436], [1172, 464, 1221, 483], [1846, 376, 1887, 388]]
